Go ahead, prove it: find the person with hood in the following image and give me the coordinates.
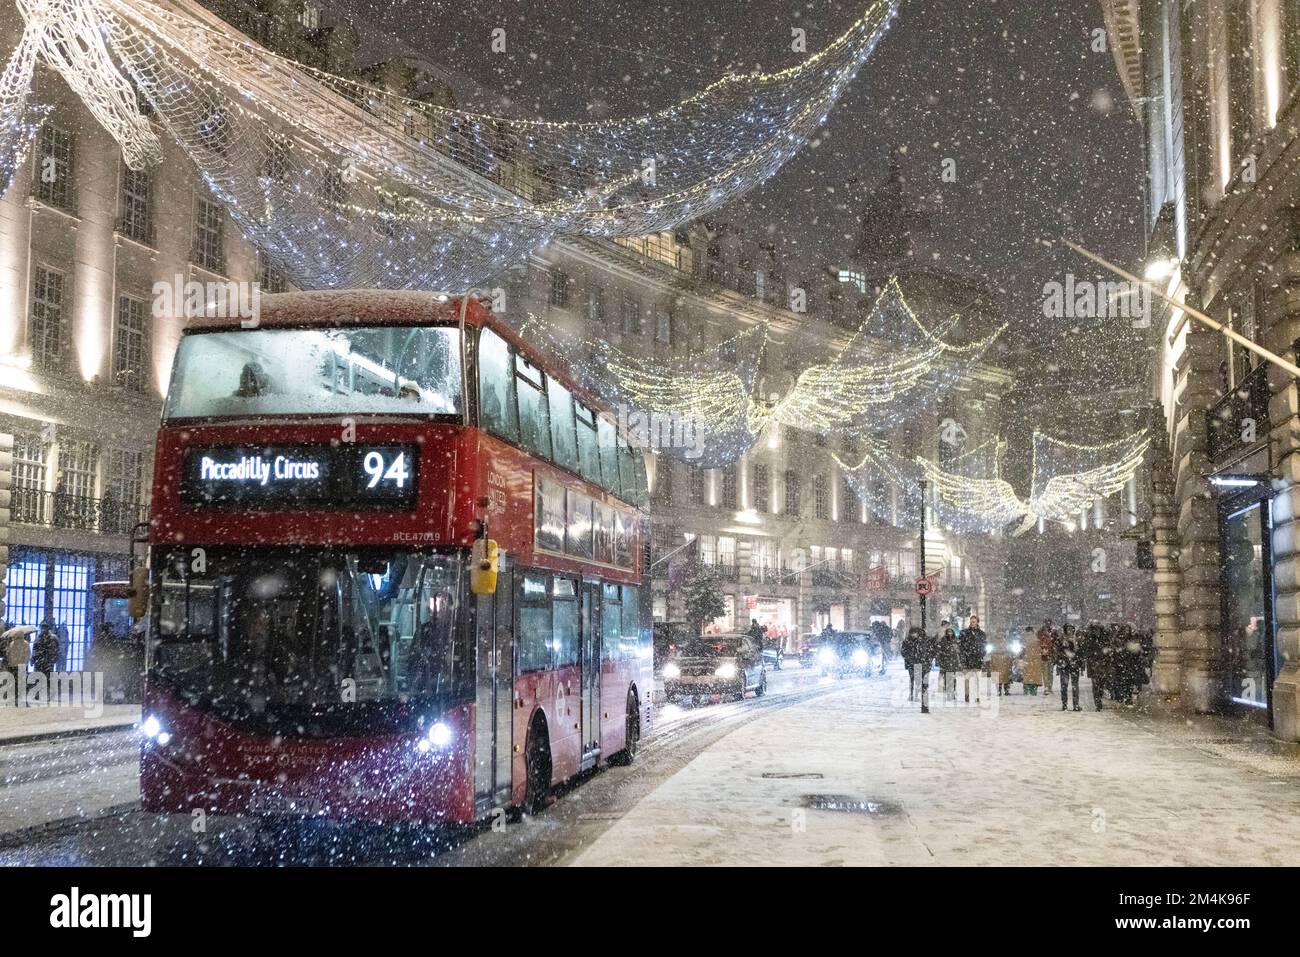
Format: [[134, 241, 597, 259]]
[[936, 622, 960, 702], [903, 626, 936, 712], [1037, 620, 1056, 694], [32, 623, 60, 679], [958, 614, 987, 704], [988, 629, 1013, 696], [1020, 625, 1043, 695], [1081, 623, 1110, 711], [1055, 624, 1083, 711]]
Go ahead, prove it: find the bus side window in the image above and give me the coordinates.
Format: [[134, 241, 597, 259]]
[[552, 577, 579, 667], [515, 355, 552, 460], [575, 402, 601, 484], [517, 572, 553, 673], [547, 380, 579, 473], [601, 583, 621, 661], [631, 447, 649, 508], [478, 328, 519, 442], [622, 584, 643, 659], [616, 435, 638, 504], [597, 417, 619, 494]]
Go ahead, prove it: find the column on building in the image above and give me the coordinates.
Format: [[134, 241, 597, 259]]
[[1148, 415, 1184, 699], [1169, 292, 1223, 712], [1261, 243, 1300, 739]]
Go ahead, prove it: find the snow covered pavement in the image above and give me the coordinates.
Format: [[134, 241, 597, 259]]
[[572, 665, 1300, 866]]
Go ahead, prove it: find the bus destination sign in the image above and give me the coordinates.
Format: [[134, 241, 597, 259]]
[[181, 444, 418, 509]]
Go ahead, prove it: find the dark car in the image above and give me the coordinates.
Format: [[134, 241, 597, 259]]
[[815, 631, 886, 677], [653, 620, 693, 671], [662, 635, 767, 702]]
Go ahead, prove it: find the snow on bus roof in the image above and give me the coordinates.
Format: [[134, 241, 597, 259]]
[[181, 289, 491, 331]]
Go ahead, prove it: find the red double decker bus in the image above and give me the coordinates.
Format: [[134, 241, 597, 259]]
[[140, 291, 652, 822]]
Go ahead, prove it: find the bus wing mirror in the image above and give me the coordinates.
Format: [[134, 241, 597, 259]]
[[127, 566, 150, 619], [470, 539, 499, 596]]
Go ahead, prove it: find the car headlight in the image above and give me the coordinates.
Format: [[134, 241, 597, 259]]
[[715, 662, 737, 679], [851, 649, 869, 667], [985, 643, 994, 654], [662, 662, 681, 679], [818, 648, 837, 665], [1010, 641, 1023, 654]]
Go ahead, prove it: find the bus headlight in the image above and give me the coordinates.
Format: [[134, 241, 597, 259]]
[[427, 721, 453, 748], [662, 662, 681, 679], [985, 643, 994, 654], [141, 715, 163, 739], [715, 662, 737, 680], [818, 648, 837, 666], [851, 649, 869, 667]]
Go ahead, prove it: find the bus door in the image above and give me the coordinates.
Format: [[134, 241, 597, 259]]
[[581, 580, 602, 769], [473, 553, 514, 810]]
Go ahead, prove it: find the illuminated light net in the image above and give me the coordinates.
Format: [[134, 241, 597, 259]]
[[519, 278, 1007, 465], [0, 0, 900, 289], [838, 429, 1151, 533]]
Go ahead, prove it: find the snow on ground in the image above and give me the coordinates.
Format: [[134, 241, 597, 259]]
[[0, 705, 139, 742], [572, 665, 1300, 866]]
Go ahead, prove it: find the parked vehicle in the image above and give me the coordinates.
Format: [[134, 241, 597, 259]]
[[662, 635, 766, 701]]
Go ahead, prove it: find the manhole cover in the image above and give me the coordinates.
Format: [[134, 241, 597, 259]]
[[802, 794, 898, 815], [762, 772, 824, 780]]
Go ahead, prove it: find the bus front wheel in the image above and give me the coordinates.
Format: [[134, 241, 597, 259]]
[[610, 691, 639, 766], [523, 717, 552, 815]]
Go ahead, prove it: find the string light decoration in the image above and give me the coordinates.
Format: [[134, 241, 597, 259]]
[[0, 0, 901, 290], [519, 276, 1007, 464], [837, 429, 1151, 534], [0, 4, 48, 189]]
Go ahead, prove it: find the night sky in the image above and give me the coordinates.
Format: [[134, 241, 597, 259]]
[[341, 0, 1147, 378]]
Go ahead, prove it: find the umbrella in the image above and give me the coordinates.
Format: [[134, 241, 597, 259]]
[[1, 625, 37, 640]]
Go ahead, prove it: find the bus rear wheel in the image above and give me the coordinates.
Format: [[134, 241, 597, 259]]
[[610, 691, 639, 766], [523, 720, 551, 815]]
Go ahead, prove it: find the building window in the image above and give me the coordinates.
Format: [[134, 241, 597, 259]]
[[548, 270, 570, 309], [752, 463, 770, 512], [56, 438, 99, 500], [655, 310, 672, 344], [699, 535, 717, 565], [717, 536, 736, 569], [118, 166, 153, 245], [103, 448, 145, 534], [784, 469, 801, 515], [841, 476, 859, 523], [719, 466, 737, 510], [194, 198, 225, 273], [622, 295, 642, 335], [587, 285, 605, 323], [836, 268, 867, 293], [1226, 0, 1254, 168], [112, 295, 150, 392], [653, 461, 674, 504], [688, 467, 705, 505], [11, 433, 48, 524], [258, 255, 288, 294], [29, 265, 65, 373], [813, 474, 829, 520], [34, 125, 74, 210]]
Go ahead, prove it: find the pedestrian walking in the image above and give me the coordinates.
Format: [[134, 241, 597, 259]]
[[903, 626, 935, 710], [1037, 619, 1055, 694], [989, 630, 1013, 695], [958, 614, 987, 704], [1055, 624, 1083, 711], [32, 623, 60, 679], [5, 628, 32, 688], [936, 623, 960, 702], [1080, 623, 1109, 711], [1020, 625, 1043, 695], [901, 626, 922, 702]]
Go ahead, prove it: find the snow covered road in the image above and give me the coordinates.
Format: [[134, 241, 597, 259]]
[[572, 665, 1300, 866]]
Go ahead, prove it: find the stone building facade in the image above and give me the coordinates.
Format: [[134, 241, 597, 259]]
[[1106, 0, 1300, 737]]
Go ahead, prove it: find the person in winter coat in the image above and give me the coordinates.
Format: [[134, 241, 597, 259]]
[[32, 625, 60, 678], [1055, 624, 1083, 711], [936, 624, 960, 701], [1037, 620, 1056, 694], [902, 626, 935, 710], [1020, 625, 1044, 695], [988, 631, 1013, 696], [1081, 621, 1112, 712], [5, 630, 31, 687], [958, 615, 987, 704]]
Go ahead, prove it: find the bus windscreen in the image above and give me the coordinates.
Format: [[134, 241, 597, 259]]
[[164, 326, 463, 419]]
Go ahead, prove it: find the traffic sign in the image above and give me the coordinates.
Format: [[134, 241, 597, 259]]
[[914, 576, 934, 597]]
